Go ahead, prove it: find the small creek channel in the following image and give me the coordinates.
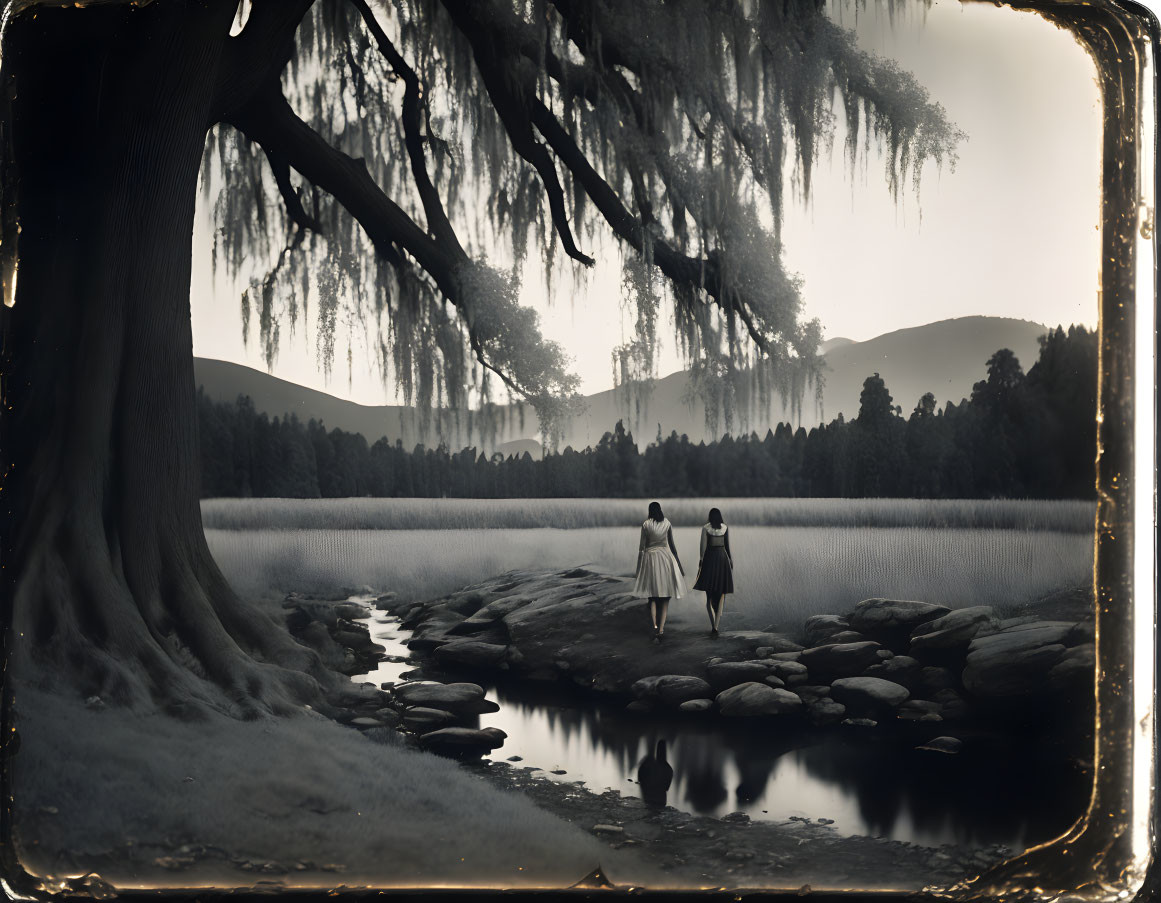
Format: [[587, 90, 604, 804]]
[[352, 605, 1086, 854]]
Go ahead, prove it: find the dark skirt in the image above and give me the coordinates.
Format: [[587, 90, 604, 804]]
[[693, 547, 734, 595]]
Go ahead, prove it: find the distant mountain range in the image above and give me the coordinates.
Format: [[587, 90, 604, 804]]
[[195, 315, 1051, 458]]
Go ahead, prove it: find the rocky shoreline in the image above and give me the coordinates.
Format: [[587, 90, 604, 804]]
[[278, 568, 1094, 889]]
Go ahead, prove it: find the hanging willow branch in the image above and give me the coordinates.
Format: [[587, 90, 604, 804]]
[[205, 0, 964, 445]]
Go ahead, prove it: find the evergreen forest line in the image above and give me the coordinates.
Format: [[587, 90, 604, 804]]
[[197, 326, 1096, 501]]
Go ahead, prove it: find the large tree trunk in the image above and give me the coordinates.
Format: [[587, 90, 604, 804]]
[[1, 2, 330, 718]]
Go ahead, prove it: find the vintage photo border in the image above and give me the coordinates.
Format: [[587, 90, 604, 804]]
[[0, 0, 1156, 898]]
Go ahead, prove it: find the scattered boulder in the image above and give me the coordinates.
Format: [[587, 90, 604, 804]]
[[334, 602, 371, 621], [826, 630, 869, 645], [762, 675, 786, 689], [391, 681, 487, 712], [679, 698, 714, 713], [402, 707, 458, 730], [917, 736, 963, 754], [807, 698, 846, 726], [803, 614, 850, 647], [715, 682, 803, 717], [962, 627, 1070, 697], [848, 599, 951, 643], [434, 641, 509, 667], [656, 676, 715, 707], [914, 666, 959, 695], [799, 641, 885, 678], [830, 677, 910, 714], [863, 655, 922, 687], [909, 606, 998, 660], [418, 726, 507, 756], [896, 699, 942, 722], [1045, 643, 1095, 690], [842, 717, 878, 728], [706, 661, 771, 689], [791, 685, 831, 703], [766, 661, 808, 680]]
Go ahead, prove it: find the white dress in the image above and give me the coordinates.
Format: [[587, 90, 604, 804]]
[[632, 518, 687, 599]]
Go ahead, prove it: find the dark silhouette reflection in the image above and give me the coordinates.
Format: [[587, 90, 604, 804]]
[[681, 741, 730, 813], [481, 675, 1085, 850], [636, 739, 674, 806]]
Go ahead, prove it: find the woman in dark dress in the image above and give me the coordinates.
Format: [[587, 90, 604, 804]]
[[693, 507, 734, 635]]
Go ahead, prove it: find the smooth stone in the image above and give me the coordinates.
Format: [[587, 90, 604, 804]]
[[766, 660, 808, 679], [715, 682, 803, 717], [863, 655, 922, 685], [391, 681, 485, 710], [841, 717, 878, 727], [967, 622, 1073, 657], [418, 726, 507, 752], [799, 641, 885, 677], [1045, 643, 1095, 689], [917, 736, 963, 754], [433, 641, 509, 667], [349, 717, 384, 727], [910, 606, 997, 644], [679, 698, 714, 713], [962, 643, 1067, 697], [762, 675, 786, 688], [848, 599, 951, 635], [792, 685, 832, 703], [593, 824, 624, 834], [706, 661, 771, 688], [656, 676, 714, 706], [803, 614, 850, 646], [807, 698, 846, 726], [826, 630, 869, 645], [402, 707, 458, 729], [830, 677, 910, 711]]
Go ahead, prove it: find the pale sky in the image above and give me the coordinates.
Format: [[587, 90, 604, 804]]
[[190, 0, 1102, 404]]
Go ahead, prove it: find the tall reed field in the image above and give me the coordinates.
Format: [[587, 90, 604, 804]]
[[202, 497, 1095, 533], [204, 497, 1094, 630]]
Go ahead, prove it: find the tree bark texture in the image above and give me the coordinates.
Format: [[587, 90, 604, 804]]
[[2, 2, 330, 717]]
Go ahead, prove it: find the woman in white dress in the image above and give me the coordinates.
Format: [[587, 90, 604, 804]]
[[632, 501, 687, 641]]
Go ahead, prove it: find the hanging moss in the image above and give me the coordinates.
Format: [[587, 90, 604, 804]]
[[205, 0, 962, 445]]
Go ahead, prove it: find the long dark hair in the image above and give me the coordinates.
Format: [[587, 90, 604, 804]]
[[708, 507, 723, 528], [648, 501, 665, 522]]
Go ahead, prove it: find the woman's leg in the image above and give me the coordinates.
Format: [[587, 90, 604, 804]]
[[705, 594, 715, 629], [657, 597, 670, 635], [649, 598, 660, 632], [711, 595, 725, 631]]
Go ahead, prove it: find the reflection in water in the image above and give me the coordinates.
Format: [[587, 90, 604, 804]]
[[360, 615, 1086, 851], [636, 740, 674, 806]]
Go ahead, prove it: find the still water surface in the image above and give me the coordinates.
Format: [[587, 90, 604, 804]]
[[359, 612, 1086, 853]]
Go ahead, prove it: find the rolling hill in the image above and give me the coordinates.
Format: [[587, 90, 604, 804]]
[[195, 315, 1051, 458]]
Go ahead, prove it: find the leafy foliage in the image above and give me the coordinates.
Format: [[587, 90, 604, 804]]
[[205, 0, 963, 447]]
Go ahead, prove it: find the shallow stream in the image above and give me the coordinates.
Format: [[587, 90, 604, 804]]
[[354, 609, 1086, 853]]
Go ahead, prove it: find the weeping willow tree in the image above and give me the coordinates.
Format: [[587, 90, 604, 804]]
[[0, 0, 960, 717]]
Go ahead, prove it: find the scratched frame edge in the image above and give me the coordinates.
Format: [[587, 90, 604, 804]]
[[0, 0, 1155, 899]]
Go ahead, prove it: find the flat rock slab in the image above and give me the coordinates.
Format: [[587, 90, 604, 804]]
[[830, 677, 910, 711], [396, 569, 803, 697], [706, 661, 771, 688], [848, 599, 951, 635], [434, 641, 509, 667]]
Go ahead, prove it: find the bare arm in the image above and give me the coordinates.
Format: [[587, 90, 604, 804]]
[[667, 527, 684, 575], [636, 526, 646, 573], [724, 528, 733, 565], [699, 527, 707, 563]]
